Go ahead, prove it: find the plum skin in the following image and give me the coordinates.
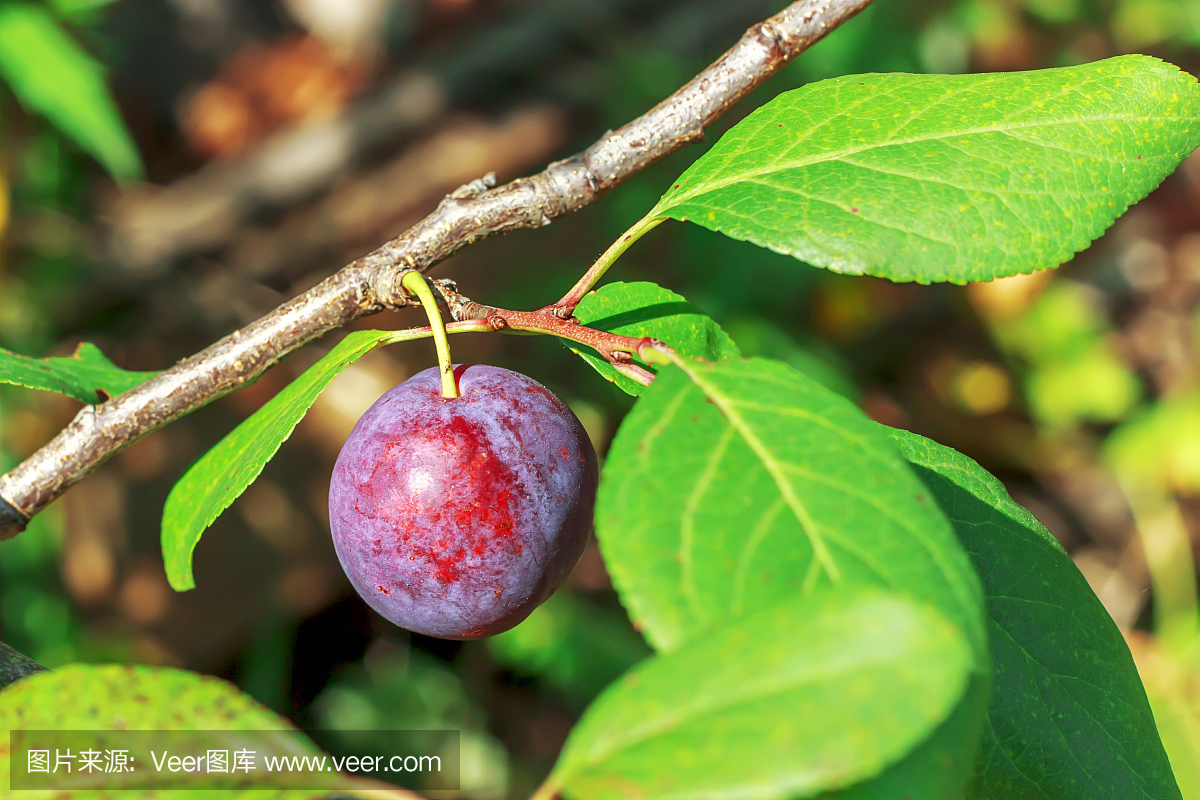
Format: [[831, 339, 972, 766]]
[[328, 364, 598, 639]]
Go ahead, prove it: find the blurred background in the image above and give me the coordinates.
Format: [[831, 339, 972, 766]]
[[2, 0, 1200, 795]]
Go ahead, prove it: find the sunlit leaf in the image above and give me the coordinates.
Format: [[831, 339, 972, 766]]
[[652, 55, 1200, 283], [0, 663, 404, 797], [548, 591, 973, 800], [820, 674, 988, 800], [0, 342, 156, 403], [591, 356, 991, 795], [596, 357, 985, 661]]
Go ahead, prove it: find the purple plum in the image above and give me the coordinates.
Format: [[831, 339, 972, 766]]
[[328, 364, 598, 639]]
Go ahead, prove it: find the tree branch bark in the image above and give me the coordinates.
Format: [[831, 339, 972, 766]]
[[0, 641, 46, 690], [0, 0, 871, 538]]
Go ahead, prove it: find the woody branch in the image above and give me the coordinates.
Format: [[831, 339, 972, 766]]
[[0, 0, 872, 537]]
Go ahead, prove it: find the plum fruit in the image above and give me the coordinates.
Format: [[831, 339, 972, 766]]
[[329, 364, 598, 639]]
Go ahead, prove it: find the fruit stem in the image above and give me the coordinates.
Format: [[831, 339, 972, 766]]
[[401, 270, 460, 398], [550, 213, 665, 315]]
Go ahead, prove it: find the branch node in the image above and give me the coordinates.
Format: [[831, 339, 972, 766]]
[[754, 20, 787, 56], [373, 268, 420, 310], [430, 278, 461, 315], [607, 350, 633, 363], [450, 171, 499, 199], [638, 338, 676, 365], [488, 313, 509, 331], [579, 149, 605, 193], [431, 279, 496, 322]]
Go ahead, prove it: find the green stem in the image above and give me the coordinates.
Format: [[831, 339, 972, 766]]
[[381, 319, 489, 346], [553, 213, 665, 312], [401, 270, 460, 398]]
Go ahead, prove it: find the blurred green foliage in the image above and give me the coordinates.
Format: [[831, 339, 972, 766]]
[[992, 281, 1141, 427], [488, 592, 650, 706], [0, 507, 76, 666], [1109, 391, 1200, 492], [0, 2, 140, 179], [314, 646, 510, 799]]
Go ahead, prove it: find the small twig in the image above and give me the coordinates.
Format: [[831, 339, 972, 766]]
[[431, 279, 677, 377], [0, 0, 873, 537], [611, 361, 657, 387], [495, 308, 669, 362], [427, 296, 675, 385]]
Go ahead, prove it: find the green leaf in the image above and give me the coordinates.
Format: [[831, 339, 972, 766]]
[[548, 590, 974, 800], [0, 342, 157, 403], [0, 3, 143, 179], [571, 282, 740, 396], [889, 428, 1182, 800], [0, 663, 296, 730], [162, 329, 416, 592], [650, 55, 1200, 284], [818, 674, 988, 800], [596, 357, 985, 662], [0, 663, 372, 797]]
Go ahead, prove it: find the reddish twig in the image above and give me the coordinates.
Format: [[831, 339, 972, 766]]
[[432, 280, 669, 387]]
